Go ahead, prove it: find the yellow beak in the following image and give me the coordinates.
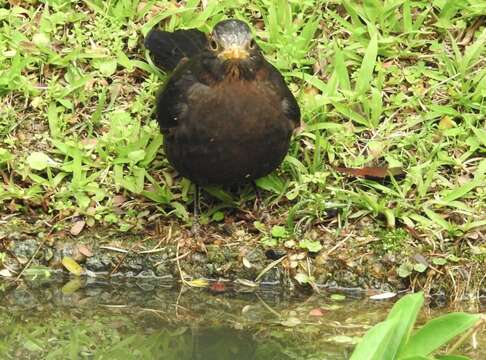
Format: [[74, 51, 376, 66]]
[[218, 46, 249, 60]]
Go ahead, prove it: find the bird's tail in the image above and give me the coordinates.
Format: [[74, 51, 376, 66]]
[[144, 28, 208, 72]]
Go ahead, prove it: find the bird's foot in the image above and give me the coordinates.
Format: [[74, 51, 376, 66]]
[[190, 183, 205, 246], [250, 181, 266, 220], [191, 219, 200, 237], [190, 220, 207, 253], [252, 194, 261, 214]]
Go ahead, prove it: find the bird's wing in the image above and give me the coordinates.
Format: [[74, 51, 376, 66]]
[[155, 58, 203, 132], [145, 28, 208, 72], [263, 62, 301, 129]]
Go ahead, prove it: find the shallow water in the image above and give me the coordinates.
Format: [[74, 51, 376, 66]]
[[1, 277, 484, 359]]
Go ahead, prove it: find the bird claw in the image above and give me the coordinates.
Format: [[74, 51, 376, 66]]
[[251, 181, 264, 218], [191, 220, 200, 237], [190, 221, 207, 253], [252, 196, 261, 214]]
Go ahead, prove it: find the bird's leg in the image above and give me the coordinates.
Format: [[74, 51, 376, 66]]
[[191, 184, 200, 236], [251, 181, 261, 214], [191, 185, 207, 253]]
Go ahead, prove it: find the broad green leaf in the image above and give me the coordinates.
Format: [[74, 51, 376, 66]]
[[387, 292, 424, 356], [256, 173, 286, 193], [186, 278, 208, 287], [294, 272, 310, 284], [32, 32, 50, 47], [211, 211, 224, 222], [128, 149, 146, 163], [0, 148, 14, 163], [280, 317, 302, 327], [271, 225, 287, 238], [350, 317, 399, 360], [299, 239, 323, 252], [23, 339, 43, 352], [61, 256, 84, 276], [92, 58, 118, 76], [74, 192, 90, 209], [26, 152, 54, 171], [23, 266, 52, 279], [413, 263, 427, 273], [204, 186, 234, 204], [62, 278, 83, 294], [399, 313, 480, 357], [432, 257, 447, 266], [253, 221, 266, 232], [397, 263, 413, 278]]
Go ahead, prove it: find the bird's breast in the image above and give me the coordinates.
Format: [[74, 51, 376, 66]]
[[185, 80, 288, 137], [165, 79, 293, 185]]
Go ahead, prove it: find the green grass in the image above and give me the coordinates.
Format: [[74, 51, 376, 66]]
[[0, 1, 485, 292]]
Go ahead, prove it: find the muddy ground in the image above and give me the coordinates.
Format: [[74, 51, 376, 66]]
[[1, 214, 484, 303]]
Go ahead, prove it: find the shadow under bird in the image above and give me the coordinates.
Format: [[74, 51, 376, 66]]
[[145, 19, 300, 219]]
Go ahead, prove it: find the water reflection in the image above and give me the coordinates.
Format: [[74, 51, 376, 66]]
[[0, 277, 484, 359]]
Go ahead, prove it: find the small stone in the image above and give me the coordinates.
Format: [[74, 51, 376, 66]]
[[370, 292, 397, 300], [136, 270, 156, 278], [260, 267, 281, 285], [265, 249, 286, 260]]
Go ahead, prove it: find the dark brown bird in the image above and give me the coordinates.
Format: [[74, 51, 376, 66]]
[[145, 19, 300, 216]]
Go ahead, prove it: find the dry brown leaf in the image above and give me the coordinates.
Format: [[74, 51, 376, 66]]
[[309, 308, 325, 317], [334, 166, 405, 180], [78, 245, 93, 257], [439, 116, 456, 130], [0, 268, 13, 277], [70, 220, 86, 236], [112, 195, 126, 206]]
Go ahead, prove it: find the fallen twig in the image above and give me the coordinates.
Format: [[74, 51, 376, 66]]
[[255, 255, 287, 282]]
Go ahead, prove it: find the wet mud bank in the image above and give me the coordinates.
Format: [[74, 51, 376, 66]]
[[1, 223, 485, 302]]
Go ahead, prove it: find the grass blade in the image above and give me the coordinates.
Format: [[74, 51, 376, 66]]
[[334, 43, 351, 91], [355, 30, 378, 95]]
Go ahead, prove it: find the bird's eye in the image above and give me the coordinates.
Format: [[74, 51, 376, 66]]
[[209, 39, 219, 50], [249, 39, 256, 49]]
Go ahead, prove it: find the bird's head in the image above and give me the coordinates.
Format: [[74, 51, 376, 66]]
[[206, 19, 262, 78]]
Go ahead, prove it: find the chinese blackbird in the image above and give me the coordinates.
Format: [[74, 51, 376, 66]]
[[145, 19, 300, 216]]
